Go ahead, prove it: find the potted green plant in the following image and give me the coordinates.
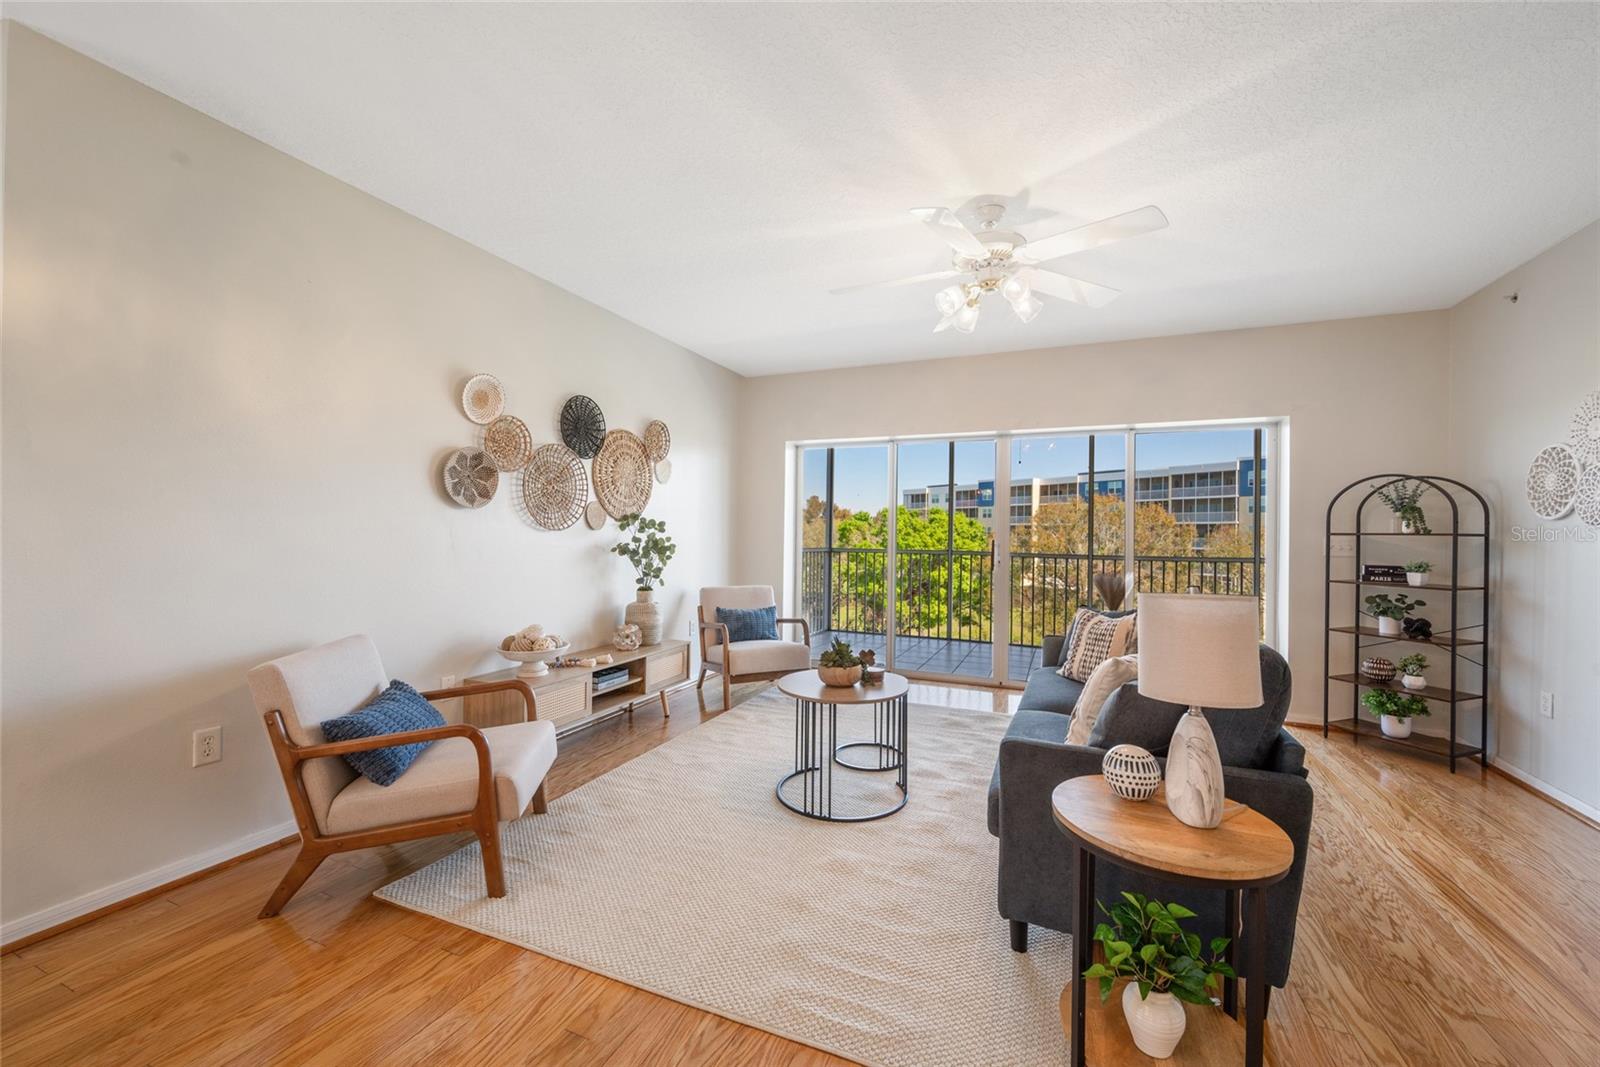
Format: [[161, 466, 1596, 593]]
[[1398, 653, 1429, 691], [1403, 561, 1433, 587], [1364, 592, 1426, 637], [817, 639, 865, 687], [1082, 892, 1235, 1059], [1377, 480, 1431, 534], [1362, 689, 1430, 738], [611, 514, 675, 645]]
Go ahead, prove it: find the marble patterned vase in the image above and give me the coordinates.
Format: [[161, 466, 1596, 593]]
[[625, 588, 662, 645], [1165, 708, 1224, 829]]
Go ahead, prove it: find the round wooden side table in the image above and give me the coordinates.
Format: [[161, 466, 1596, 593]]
[[775, 670, 909, 821], [1052, 776, 1293, 1067]]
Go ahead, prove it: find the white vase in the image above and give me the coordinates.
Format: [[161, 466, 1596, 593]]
[[1380, 714, 1413, 738], [1376, 616, 1401, 637], [1401, 674, 1426, 691], [625, 588, 663, 645], [1122, 983, 1186, 1059], [1406, 572, 1426, 587]]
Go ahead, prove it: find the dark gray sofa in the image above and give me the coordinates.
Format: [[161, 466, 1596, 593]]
[[988, 635, 1313, 990]]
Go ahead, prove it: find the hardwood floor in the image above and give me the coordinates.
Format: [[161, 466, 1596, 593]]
[[3, 681, 1597, 1066]]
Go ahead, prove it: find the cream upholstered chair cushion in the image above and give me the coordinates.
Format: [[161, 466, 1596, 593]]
[[324, 718, 556, 834], [701, 584, 780, 619], [703, 638, 811, 673]]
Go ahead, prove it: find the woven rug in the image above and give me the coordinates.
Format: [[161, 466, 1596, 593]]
[[375, 690, 1071, 1066]]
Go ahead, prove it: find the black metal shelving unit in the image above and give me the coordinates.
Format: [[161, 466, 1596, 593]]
[[1322, 474, 1490, 772]]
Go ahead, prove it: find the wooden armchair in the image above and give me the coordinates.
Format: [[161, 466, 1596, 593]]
[[696, 585, 812, 707], [248, 635, 557, 918]]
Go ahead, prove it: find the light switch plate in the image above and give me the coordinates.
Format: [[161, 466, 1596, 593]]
[[1539, 691, 1554, 719]]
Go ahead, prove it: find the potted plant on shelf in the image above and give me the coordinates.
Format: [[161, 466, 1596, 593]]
[[1364, 592, 1426, 637], [1362, 689, 1430, 738], [1082, 892, 1235, 1059], [611, 514, 675, 646], [1398, 653, 1429, 691], [1404, 561, 1433, 587], [1377, 480, 1431, 534], [817, 639, 865, 686]]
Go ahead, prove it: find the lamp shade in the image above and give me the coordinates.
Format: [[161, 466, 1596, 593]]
[[1136, 594, 1263, 709]]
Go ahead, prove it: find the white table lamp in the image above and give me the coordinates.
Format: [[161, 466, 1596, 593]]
[[1136, 594, 1264, 829]]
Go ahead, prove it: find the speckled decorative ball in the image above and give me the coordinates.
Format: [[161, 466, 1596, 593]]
[[1361, 657, 1397, 682], [1102, 744, 1162, 802]]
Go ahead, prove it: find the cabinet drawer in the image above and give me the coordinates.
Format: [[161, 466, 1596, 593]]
[[535, 679, 589, 728], [645, 646, 688, 690]]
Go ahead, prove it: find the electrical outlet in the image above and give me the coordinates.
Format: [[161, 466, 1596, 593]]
[[440, 674, 457, 690], [192, 725, 222, 767], [1539, 691, 1554, 719]]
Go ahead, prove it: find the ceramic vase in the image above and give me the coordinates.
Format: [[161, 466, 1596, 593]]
[[1380, 714, 1413, 738], [1376, 616, 1402, 637], [1122, 983, 1186, 1059], [625, 588, 662, 645], [1406, 572, 1427, 587], [1401, 674, 1426, 691]]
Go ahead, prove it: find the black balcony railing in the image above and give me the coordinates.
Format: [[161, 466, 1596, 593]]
[[801, 547, 1261, 650]]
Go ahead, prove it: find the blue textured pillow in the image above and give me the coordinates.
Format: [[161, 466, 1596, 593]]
[[320, 680, 445, 786], [716, 604, 779, 642]]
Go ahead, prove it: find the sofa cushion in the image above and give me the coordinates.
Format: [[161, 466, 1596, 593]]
[[716, 604, 778, 642], [705, 637, 810, 674], [325, 719, 557, 834], [1017, 667, 1085, 717], [1067, 654, 1139, 745], [1056, 608, 1137, 667], [320, 680, 446, 786], [1060, 609, 1138, 680], [988, 708, 1075, 834]]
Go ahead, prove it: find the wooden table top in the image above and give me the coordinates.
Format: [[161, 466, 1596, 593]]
[[1052, 776, 1293, 884], [776, 670, 909, 704]]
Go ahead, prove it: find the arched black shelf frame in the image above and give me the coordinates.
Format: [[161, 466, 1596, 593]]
[[1323, 473, 1490, 772]]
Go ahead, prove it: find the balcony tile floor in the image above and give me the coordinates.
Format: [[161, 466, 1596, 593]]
[[811, 630, 1044, 683]]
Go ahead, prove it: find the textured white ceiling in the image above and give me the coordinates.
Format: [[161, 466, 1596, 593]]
[[9, 2, 1597, 376]]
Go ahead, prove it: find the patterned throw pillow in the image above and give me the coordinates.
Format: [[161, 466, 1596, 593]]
[[1067, 654, 1139, 745], [1059, 608, 1139, 682], [320, 680, 445, 786], [716, 604, 779, 642]]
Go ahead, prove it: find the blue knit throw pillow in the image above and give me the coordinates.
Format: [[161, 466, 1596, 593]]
[[320, 680, 445, 786], [716, 604, 779, 642]]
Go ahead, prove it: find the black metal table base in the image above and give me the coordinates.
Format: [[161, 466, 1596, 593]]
[[777, 694, 909, 821]]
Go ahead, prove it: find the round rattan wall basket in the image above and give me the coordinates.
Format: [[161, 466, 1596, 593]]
[[560, 395, 607, 459], [521, 443, 588, 530], [483, 415, 534, 473], [592, 429, 653, 519], [644, 420, 672, 463], [443, 447, 498, 508]]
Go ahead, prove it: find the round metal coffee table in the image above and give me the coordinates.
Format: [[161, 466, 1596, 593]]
[[775, 670, 910, 822]]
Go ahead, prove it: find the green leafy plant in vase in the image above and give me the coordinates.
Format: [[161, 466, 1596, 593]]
[[1377, 480, 1431, 534], [817, 638, 865, 686], [1397, 653, 1429, 691], [1362, 689, 1430, 739], [612, 514, 675, 645], [1363, 592, 1425, 637], [1082, 892, 1235, 1059], [1403, 561, 1433, 587]]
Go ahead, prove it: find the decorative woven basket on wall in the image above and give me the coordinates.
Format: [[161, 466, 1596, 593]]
[[483, 415, 534, 472], [593, 429, 653, 519], [521, 443, 588, 530], [644, 420, 672, 463], [560, 395, 607, 459]]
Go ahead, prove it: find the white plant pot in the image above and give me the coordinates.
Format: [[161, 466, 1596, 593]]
[[1380, 714, 1413, 738], [1376, 616, 1402, 637], [1400, 520, 1415, 534], [1406, 572, 1427, 587], [1401, 674, 1426, 691], [1122, 983, 1186, 1059]]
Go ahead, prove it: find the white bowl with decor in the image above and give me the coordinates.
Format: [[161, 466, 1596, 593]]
[[499, 642, 570, 678]]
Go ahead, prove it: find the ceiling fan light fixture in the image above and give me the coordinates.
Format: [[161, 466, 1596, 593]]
[[953, 301, 981, 334], [1009, 292, 1043, 323], [933, 283, 966, 317], [1000, 272, 1031, 304]]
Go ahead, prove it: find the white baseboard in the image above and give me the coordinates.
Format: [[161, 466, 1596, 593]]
[[1, 820, 298, 948], [1490, 758, 1600, 823]]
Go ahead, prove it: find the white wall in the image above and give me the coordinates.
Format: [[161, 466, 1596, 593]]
[[734, 311, 1455, 726], [1447, 222, 1600, 816], [0, 27, 740, 933]]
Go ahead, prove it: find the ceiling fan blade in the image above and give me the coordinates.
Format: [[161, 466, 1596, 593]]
[[1016, 204, 1168, 264], [910, 207, 988, 259], [829, 269, 961, 295], [1022, 268, 1122, 308]]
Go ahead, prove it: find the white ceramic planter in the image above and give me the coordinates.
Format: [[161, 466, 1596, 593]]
[[1122, 983, 1186, 1058], [1376, 616, 1402, 637], [1401, 674, 1426, 691], [1406, 572, 1427, 587], [1380, 714, 1413, 738]]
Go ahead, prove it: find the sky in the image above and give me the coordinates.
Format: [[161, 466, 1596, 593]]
[[805, 429, 1260, 512]]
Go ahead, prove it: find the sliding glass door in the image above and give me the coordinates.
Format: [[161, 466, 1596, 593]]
[[799, 445, 890, 665]]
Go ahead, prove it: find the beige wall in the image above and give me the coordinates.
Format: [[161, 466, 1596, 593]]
[[0, 27, 740, 932], [1446, 222, 1599, 815], [735, 312, 1455, 726]]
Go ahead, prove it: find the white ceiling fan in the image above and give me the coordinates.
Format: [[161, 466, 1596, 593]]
[[832, 202, 1168, 333]]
